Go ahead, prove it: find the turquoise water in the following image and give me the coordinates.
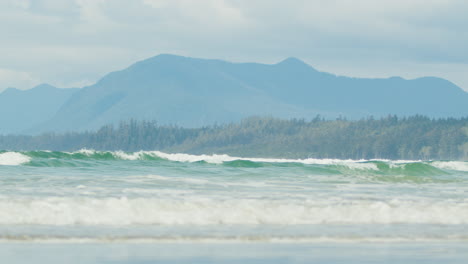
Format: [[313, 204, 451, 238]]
[[1, 150, 468, 262]]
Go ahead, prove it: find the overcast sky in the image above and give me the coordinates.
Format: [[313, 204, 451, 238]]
[[1, 0, 468, 91]]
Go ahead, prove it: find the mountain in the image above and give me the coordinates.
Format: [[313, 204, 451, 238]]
[[0, 84, 78, 134], [30, 54, 468, 133]]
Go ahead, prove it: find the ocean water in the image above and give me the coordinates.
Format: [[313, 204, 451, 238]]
[[1, 150, 468, 263]]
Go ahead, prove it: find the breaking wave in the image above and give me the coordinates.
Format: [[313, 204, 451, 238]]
[[0, 152, 31, 166], [1, 150, 466, 176], [1, 196, 467, 226]]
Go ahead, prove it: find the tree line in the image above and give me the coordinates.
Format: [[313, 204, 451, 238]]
[[1, 115, 467, 160]]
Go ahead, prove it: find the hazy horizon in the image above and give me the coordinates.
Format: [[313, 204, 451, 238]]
[[3, 54, 468, 93]]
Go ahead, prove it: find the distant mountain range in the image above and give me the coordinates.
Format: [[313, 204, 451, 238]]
[[0, 84, 78, 134], [1, 54, 467, 134]]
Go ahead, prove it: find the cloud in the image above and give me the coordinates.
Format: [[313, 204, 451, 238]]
[[0, 69, 39, 91], [28, 0, 79, 16], [226, 0, 468, 61], [1, 0, 31, 9], [74, 0, 121, 34], [142, 0, 246, 25], [0, 0, 467, 91]]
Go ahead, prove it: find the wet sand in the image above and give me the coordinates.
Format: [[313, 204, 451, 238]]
[[1, 241, 468, 264]]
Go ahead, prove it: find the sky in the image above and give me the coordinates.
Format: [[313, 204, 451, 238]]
[[1, 0, 468, 92]]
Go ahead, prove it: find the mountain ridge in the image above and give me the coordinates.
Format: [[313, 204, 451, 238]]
[[2, 54, 467, 134], [0, 84, 79, 134]]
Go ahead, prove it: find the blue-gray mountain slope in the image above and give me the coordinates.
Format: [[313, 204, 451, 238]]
[[0, 84, 78, 134], [38, 54, 468, 132]]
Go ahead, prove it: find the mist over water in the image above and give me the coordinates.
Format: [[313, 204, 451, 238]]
[[0, 150, 467, 242]]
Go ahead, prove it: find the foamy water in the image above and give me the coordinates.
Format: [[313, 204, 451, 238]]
[[0, 196, 467, 226], [0, 152, 31, 165], [432, 161, 468, 172], [0, 150, 467, 242]]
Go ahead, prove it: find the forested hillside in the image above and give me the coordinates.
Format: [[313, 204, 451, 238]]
[[29, 54, 468, 133], [1, 116, 467, 160]]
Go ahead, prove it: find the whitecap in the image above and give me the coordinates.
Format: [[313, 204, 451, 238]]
[[432, 161, 468, 172], [0, 152, 31, 166], [1, 197, 467, 226], [141, 151, 377, 169]]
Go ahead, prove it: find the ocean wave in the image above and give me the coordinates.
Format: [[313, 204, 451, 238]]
[[0, 152, 31, 166], [18, 149, 386, 170], [432, 161, 468, 172], [2, 149, 467, 175], [1, 196, 467, 226]]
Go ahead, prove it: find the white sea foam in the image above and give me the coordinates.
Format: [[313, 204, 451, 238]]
[[64, 149, 379, 170], [0, 197, 467, 226], [147, 151, 236, 164], [0, 152, 31, 166], [432, 161, 468, 172], [123, 174, 216, 186], [74, 149, 97, 155], [113, 150, 143, 160], [65, 149, 468, 172], [370, 159, 423, 164], [151, 152, 369, 166], [109, 150, 377, 169]]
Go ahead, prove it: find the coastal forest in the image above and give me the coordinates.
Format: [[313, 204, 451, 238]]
[[1, 115, 467, 160]]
